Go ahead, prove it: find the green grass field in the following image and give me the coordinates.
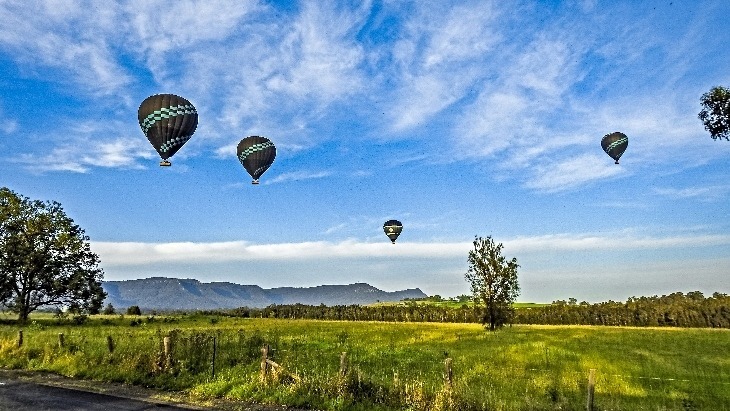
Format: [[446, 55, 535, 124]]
[[0, 313, 728, 410]]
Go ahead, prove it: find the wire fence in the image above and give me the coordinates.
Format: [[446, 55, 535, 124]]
[[3, 327, 729, 410]]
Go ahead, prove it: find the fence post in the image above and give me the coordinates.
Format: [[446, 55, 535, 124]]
[[444, 358, 453, 388], [260, 344, 270, 381], [339, 352, 348, 377], [17, 330, 23, 347], [58, 333, 65, 348], [586, 368, 596, 411], [163, 336, 172, 369], [211, 336, 217, 379], [106, 335, 115, 353]]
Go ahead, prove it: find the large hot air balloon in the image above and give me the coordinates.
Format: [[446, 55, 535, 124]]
[[138, 94, 198, 166], [601, 132, 628, 164], [383, 220, 403, 244], [237, 136, 276, 184]]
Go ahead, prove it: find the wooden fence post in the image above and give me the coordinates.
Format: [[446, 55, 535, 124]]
[[163, 336, 172, 369], [106, 335, 115, 353], [586, 368, 596, 411], [339, 352, 348, 377], [211, 336, 217, 379], [58, 333, 64, 348], [17, 330, 23, 347], [444, 358, 453, 388], [260, 344, 270, 381]]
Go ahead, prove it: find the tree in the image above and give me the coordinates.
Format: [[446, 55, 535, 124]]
[[126, 305, 141, 316], [103, 303, 115, 315], [698, 86, 730, 141], [0, 188, 106, 322], [465, 236, 520, 331]]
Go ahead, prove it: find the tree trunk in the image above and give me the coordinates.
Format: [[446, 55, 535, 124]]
[[18, 309, 30, 323]]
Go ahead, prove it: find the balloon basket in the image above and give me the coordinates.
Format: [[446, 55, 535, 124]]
[[252, 180, 260, 185], [160, 160, 172, 167]]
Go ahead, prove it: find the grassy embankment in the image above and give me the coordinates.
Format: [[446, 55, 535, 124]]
[[0, 313, 728, 410]]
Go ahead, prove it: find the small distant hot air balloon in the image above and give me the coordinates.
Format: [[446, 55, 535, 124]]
[[601, 132, 628, 164], [383, 220, 403, 244], [138, 94, 198, 166], [237, 136, 276, 184]]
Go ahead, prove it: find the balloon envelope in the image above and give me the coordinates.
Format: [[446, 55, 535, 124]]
[[383, 220, 403, 244], [237, 136, 276, 184], [601, 132, 628, 164], [138, 94, 198, 165]]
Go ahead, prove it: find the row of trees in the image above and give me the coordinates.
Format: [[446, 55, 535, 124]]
[[515, 292, 730, 328], [212, 291, 730, 328]]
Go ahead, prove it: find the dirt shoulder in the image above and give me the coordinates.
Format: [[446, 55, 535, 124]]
[[0, 368, 301, 411]]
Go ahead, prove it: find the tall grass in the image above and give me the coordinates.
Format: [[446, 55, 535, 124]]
[[0, 314, 728, 410]]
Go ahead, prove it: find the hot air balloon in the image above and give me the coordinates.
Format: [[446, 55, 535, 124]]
[[383, 220, 403, 244], [138, 94, 198, 166], [601, 132, 628, 164], [237, 136, 276, 184]]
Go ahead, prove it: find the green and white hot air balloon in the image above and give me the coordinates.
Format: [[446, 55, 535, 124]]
[[138, 94, 198, 166], [601, 132, 628, 164], [237, 136, 276, 184]]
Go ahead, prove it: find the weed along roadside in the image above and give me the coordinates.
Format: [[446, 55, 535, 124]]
[[1, 314, 729, 410]]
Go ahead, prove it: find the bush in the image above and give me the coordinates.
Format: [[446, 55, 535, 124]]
[[103, 303, 115, 315], [126, 305, 142, 316]]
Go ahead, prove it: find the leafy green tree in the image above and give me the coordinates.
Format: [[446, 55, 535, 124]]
[[698, 85, 730, 141], [465, 236, 520, 331], [0, 188, 106, 322], [103, 303, 115, 315], [126, 305, 142, 315]]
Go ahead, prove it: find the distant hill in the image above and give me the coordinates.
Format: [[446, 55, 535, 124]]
[[102, 277, 427, 311]]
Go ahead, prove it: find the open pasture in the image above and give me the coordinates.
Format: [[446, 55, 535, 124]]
[[0, 314, 728, 410]]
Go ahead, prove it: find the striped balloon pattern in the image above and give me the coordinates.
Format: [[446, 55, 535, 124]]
[[383, 220, 403, 244], [237, 136, 276, 184], [601, 132, 628, 164], [138, 94, 198, 161]]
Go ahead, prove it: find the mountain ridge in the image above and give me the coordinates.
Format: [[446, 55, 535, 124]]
[[102, 277, 427, 311]]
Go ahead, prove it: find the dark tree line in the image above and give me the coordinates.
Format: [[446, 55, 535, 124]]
[[222, 302, 482, 323], [210, 291, 730, 328], [515, 292, 730, 328]]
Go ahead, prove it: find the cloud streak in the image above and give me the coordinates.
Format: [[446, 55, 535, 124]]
[[93, 231, 730, 266]]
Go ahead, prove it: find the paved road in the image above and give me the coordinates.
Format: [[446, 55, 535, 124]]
[[0, 370, 306, 411], [0, 378, 195, 410]]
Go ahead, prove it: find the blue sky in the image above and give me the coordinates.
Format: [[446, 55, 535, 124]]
[[1, 0, 729, 302]]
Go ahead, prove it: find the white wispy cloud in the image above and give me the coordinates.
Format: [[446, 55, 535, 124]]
[[92, 231, 730, 266], [0, 1, 132, 96], [12, 119, 154, 173], [14, 138, 153, 173], [92, 240, 465, 266], [442, 2, 727, 192], [126, 0, 259, 61], [525, 153, 625, 192], [0, 116, 17, 134], [264, 170, 332, 184], [385, 2, 501, 131], [653, 185, 730, 201]]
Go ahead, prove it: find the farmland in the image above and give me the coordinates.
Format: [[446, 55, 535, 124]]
[[1, 314, 729, 410]]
